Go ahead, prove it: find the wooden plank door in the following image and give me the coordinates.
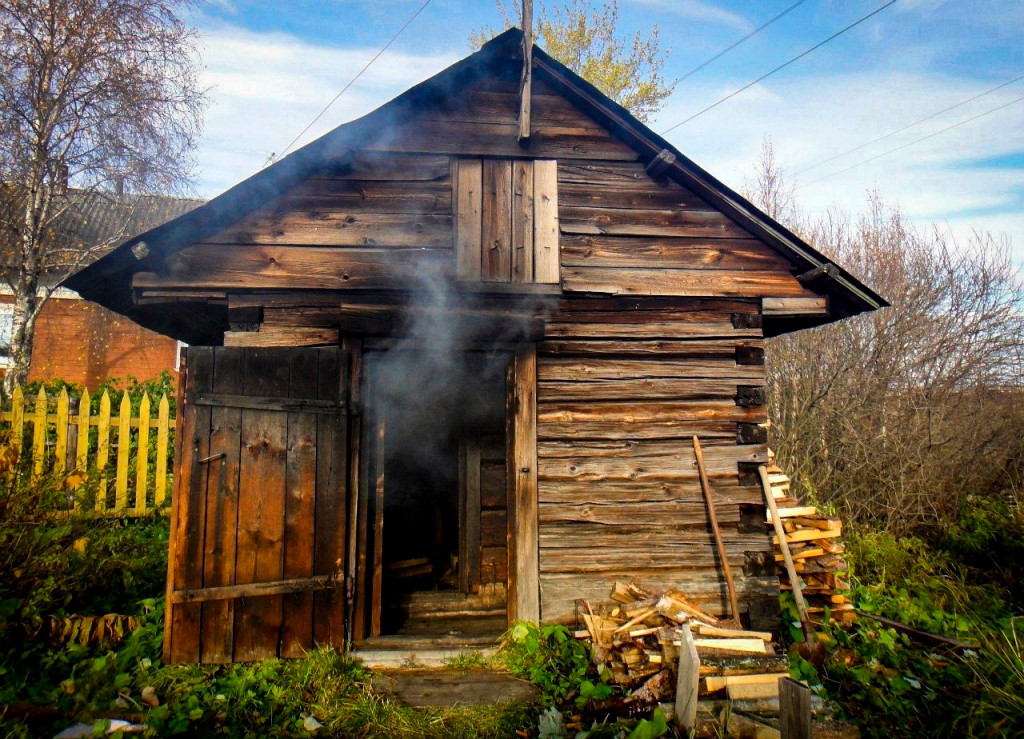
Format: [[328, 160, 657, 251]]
[[163, 346, 354, 664]]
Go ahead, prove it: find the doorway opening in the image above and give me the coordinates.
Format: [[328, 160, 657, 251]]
[[359, 349, 512, 641]]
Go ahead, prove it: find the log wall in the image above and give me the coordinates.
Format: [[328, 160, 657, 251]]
[[535, 298, 779, 627]]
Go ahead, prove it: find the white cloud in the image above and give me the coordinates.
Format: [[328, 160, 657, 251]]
[[627, 0, 753, 32], [193, 23, 458, 195], [654, 68, 1024, 265]]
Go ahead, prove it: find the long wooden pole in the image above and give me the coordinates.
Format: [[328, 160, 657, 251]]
[[517, 0, 533, 143], [759, 465, 815, 643], [692, 436, 741, 625]]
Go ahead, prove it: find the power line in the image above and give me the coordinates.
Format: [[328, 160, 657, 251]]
[[797, 71, 1024, 175], [678, 0, 810, 84], [270, 0, 433, 165], [661, 0, 896, 135], [798, 92, 1024, 188]]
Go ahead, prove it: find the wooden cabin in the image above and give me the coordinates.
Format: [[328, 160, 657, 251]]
[[65, 29, 885, 664]]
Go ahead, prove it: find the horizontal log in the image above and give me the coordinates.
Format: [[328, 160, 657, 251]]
[[539, 339, 763, 358], [193, 393, 346, 414], [364, 119, 639, 161], [560, 235, 791, 271], [537, 440, 769, 481], [538, 400, 764, 427], [559, 206, 749, 239], [537, 418, 739, 441], [537, 377, 742, 402], [223, 327, 339, 347], [429, 90, 604, 128], [538, 523, 772, 551], [544, 319, 759, 340], [311, 152, 451, 182], [538, 499, 737, 526], [561, 266, 813, 298], [538, 358, 765, 383], [538, 479, 765, 505], [134, 246, 451, 292], [269, 178, 451, 214], [170, 575, 340, 604], [762, 297, 829, 315], [539, 548, 751, 573], [553, 297, 760, 314], [200, 211, 452, 247]]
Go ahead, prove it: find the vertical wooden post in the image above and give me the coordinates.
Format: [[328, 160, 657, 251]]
[[135, 393, 151, 514], [115, 394, 131, 511], [32, 388, 46, 477], [155, 394, 170, 507], [10, 386, 24, 456], [96, 391, 111, 511], [370, 411, 386, 637], [674, 621, 700, 734], [517, 0, 533, 143], [511, 344, 539, 622], [55, 388, 69, 476], [779, 677, 812, 739], [75, 390, 90, 510]]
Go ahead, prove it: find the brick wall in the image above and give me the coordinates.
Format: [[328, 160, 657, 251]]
[[0, 295, 179, 390]]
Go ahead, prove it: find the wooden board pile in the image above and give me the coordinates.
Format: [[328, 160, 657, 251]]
[[573, 581, 788, 704], [764, 462, 855, 624]]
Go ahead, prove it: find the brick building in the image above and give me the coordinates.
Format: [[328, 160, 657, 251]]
[[0, 192, 204, 389]]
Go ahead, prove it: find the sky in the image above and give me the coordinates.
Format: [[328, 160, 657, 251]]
[[185, 0, 1024, 266]]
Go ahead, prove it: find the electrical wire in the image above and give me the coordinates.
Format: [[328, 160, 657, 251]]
[[797, 71, 1024, 175], [661, 0, 896, 135], [678, 0, 810, 84], [798, 92, 1024, 188], [269, 0, 433, 164]]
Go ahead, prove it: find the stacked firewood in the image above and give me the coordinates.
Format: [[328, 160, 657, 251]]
[[573, 581, 783, 703], [764, 462, 855, 624]]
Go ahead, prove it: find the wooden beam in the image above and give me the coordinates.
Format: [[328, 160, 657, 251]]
[[170, 575, 341, 604], [518, 0, 533, 144], [223, 327, 339, 348], [779, 677, 812, 739], [763, 297, 828, 316], [674, 622, 699, 734], [512, 344, 540, 622], [645, 149, 676, 179]]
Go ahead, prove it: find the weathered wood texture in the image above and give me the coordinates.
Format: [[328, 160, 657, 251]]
[[131, 72, 810, 310], [535, 298, 776, 624], [163, 346, 351, 664], [555, 161, 814, 300], [454, 158, 559, 285]]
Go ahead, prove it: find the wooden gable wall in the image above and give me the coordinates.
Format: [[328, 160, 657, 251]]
[[132, 70, 819, 311]]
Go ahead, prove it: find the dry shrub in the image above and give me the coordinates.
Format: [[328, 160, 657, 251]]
[[768, 196, 1024, 533]]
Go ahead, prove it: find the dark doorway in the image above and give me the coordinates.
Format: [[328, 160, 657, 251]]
[[359, 349, 511, 640]]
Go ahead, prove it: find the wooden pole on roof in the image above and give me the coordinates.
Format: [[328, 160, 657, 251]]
[[518, 0, 533, 144]]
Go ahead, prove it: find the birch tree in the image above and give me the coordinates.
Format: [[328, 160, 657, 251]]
[[0, 0, 205, 390]]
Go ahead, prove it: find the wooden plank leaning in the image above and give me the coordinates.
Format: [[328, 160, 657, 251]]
[[692, 435, 741, 625], [759, 464, 815, 644], [674, 621, 699, 734]]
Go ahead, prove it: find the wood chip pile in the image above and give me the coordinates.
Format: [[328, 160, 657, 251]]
[[573, 581, 787, 704], [765, 462, 855, 624]]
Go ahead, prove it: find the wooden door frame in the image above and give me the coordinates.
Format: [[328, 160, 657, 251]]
[[350, 342, 540, 642], [507, 343, 540, 624]]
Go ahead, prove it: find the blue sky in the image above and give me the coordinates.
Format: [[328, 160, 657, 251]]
[[187, 0, 1024, 265]]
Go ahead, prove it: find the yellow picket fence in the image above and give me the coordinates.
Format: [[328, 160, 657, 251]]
[[1, 386, 175, 515]]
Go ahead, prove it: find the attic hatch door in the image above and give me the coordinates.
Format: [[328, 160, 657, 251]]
[[453, 158, 560, 284], [163, 346, 352, 665]]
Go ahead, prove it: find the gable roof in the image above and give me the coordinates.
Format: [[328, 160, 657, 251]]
[[64, 28, 886, 343]]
